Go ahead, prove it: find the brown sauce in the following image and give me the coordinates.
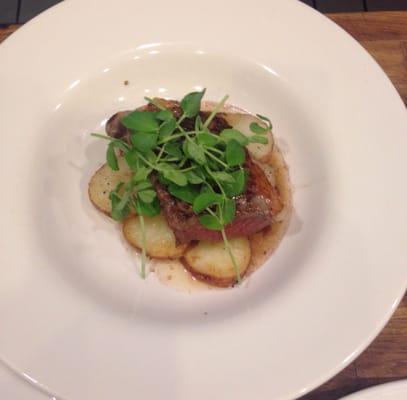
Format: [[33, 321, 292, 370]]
[[247, 145, 292, 275]]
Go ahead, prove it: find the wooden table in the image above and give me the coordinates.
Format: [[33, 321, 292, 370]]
[[1, 11, 406, 400]]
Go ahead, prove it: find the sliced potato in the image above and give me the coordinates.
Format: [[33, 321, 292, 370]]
[[88, 157, 132, 215], [123, 214, 188, 259], [224, 113, 274, 161], [182, 238, 251, 287]]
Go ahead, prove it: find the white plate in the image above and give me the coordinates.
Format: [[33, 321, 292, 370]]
[[0, 0, 406, 399], [0, 363, 48, 400], [340, 380, 407, 400]]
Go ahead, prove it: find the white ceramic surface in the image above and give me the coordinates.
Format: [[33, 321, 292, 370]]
[[0, 363, 49, 400], [0, 0, 406, 399], [340, 380, 407, 400]]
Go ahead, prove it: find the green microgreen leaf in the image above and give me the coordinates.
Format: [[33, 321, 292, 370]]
[[256, 114, 273, 130], [106, 142, 119, 171], [186, 170, 204, 184], [198, 214, 223, 230], [200, 184, 215, 195], [130, 132, 158, 153], [111, 198, 131, 221], [161, 165, 188, 186], [157, 109, 173, 121], [223, 169, 248, 197], [195, 114, 203, 131], [124, 149, 139, 170], [168, 183, 199, 204], [134, 197, 161, 217], [226, 139, 245, 167], [220, 129, 249, 146], [207, 158, 220, 171], [91, 133, 130, 149], [185, 140, 207, 165], [109, 183, 131, 221], [159, 118, 177, 140], [249, 121, 268, 134], [249, 135, 269, 144], [221, 198, 236, 225], [135, 181, 152, 191], [158, 172, 171, 185], [193, 192, 223, 214], [211, 171, 235, 184], [164, 143, 183, 159], [121, 111, 159, 132], [138, 189, 156, 204], [146, 150, 157, 163], [132, 167, 150, 183], [182, 140, 189, 157], [180, 89, 206, 118], [197, 132, 220, 147]]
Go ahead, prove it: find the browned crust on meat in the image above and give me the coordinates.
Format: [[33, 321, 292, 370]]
[[244, 154, 283, 215], [153, 150, 282, 243]]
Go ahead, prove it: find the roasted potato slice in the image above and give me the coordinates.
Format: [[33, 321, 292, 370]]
[[182, 238, 251, 287], [123, 214, 188, 259], [224, 113, 274, 161], [88, 158, 132, 215]]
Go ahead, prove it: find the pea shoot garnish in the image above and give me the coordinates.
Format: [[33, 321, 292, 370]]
[[92, 89, 271, 283]]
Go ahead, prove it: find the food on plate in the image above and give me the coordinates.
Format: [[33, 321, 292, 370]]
[[88, 157, 131, 215], [123, 214, 188, 259], [182, 237, 251, 287], [89, 89, 291, 287]]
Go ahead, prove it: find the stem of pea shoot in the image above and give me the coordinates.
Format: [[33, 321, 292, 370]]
[[204, 150, 229, 168], [221, 228, 241, 284], [135, 158, 147, 279], [202, 95, 229, 129], [137, 206, 147, 279], [205, 207, 241, 284]]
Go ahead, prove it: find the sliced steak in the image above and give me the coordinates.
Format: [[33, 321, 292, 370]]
[[153, 153, 282, 243]]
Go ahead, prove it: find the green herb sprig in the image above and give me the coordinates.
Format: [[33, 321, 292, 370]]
[[92, 89, 271, 283]]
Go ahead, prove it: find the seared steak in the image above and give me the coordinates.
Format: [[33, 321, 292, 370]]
[[153, 153, 282, 243], [105, 99, 282, 242]]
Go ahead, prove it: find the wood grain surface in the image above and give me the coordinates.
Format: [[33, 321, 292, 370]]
[[0, 11, 406, 400], [328, 12, 407, 105], [0, 24, 18, 42]]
